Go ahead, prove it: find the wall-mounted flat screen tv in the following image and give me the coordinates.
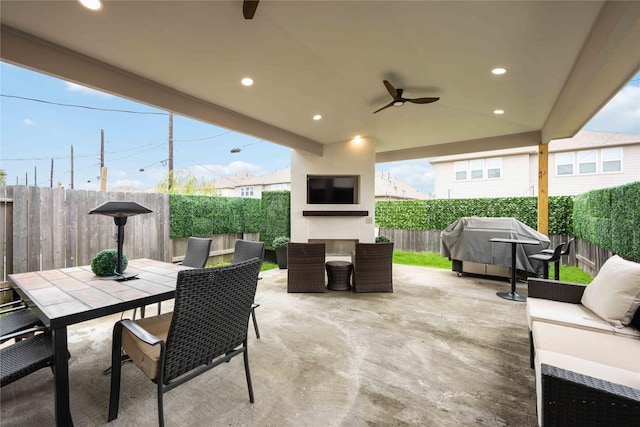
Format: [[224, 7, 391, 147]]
[[307, 175, 359, 204]]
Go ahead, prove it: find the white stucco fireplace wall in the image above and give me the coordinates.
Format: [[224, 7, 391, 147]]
[[290, 137, 376, 255]]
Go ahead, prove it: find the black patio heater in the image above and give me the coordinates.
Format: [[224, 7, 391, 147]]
[[89, 201, 152, 281]]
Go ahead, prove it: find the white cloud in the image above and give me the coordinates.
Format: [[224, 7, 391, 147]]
[[584, 85, 640, 135], [379, 160, 435, 194], [65, 82, 113, 98], [23, 118, 35, 126]]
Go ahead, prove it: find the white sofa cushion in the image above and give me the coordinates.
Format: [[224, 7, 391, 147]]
[[526, 297, 640, 339], [531, 321, 640, 372], [581, 255, 640, 328]]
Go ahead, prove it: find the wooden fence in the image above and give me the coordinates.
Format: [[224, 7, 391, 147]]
[[0, 186, 170, 281]]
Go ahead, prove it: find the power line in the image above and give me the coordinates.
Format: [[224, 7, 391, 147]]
[[0, 94, 169, 115]]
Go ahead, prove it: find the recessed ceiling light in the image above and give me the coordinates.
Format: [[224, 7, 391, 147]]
[[78, 0, 103, 11], [241, 77, 254, 87], [491, 67, 507, 75], [313, 114, 322, 121], [353, 135, 362, 143], [494, 109, 505, 115]]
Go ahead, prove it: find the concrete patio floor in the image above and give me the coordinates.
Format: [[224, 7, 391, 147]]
[[1, 264, 537, 426]]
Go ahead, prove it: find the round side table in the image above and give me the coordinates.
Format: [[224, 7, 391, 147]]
[[325, 261, 353, 291]]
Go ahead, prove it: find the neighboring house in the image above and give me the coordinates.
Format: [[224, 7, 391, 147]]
[[430, 131, 640, 198], [214, 168, 291, 198], [213, 167, 430, 200]]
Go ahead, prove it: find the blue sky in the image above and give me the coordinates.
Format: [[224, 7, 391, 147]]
[[1, 62, 639, 194]]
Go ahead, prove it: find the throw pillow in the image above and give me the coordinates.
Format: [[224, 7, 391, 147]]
[[581, 255, 640, 328]]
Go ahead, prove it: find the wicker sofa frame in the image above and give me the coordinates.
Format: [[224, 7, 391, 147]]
[[528, 278, 640, 426]]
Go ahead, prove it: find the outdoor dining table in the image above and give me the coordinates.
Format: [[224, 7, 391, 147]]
[[489, 237, 540, 302], [8, 258, 192, 427]]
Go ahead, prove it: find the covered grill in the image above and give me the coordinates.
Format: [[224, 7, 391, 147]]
[[441, 217, 551, 276]]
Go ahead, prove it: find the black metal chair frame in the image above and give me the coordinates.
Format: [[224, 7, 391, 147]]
[[529, 243, 565, 280], [231, 239, 266, 339], [108, 258, 262, 427]]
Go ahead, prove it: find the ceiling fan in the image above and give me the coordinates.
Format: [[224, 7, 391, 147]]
[[373, 80, 439, 114], [243, 0, 259, 19]]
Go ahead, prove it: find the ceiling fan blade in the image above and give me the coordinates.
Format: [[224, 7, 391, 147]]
[[373, 101, 395, 114], [243, 0, 259, 19], [407, 97, 440, 104], [383, 80, 399, 100]]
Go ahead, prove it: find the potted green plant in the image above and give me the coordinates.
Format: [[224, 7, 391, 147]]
[[273, 236, 290, 269], [91, 249, 128, 277], [375, 235, 391, 243]]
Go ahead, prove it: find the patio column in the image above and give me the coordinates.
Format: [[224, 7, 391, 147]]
[[537, 143, 548, 235]]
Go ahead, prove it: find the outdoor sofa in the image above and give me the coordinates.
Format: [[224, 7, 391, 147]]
[[526, 255, 640, 426]]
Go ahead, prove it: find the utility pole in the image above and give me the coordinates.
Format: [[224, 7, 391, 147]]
[[34, 166, 37, 187], [168, 113, 174, 191], [100, 129, 107, 191], [70, 144, 74, 189], [50, 158, 54, 188]]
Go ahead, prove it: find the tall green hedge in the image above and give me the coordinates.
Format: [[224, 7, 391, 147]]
[[260, 191, 291, 249], [375, 195, 573, 235], [573, 181, 640, 259], [169, 194, 261, 238]]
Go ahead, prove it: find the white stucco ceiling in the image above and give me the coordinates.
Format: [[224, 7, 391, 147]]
[[1, 1, 639, 161]]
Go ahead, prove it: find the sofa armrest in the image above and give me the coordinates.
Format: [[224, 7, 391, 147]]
[[540, 364, 640, 426], [527, 278, 586, 303]]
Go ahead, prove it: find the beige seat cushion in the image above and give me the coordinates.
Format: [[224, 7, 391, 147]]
[[581, 255, 640, 328], [121, 312, 173, 380], [526, 297, 640, 339], [532, 321, 640, 372]]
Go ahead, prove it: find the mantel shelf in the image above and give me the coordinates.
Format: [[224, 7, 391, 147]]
[[303, 210, 368, 217]]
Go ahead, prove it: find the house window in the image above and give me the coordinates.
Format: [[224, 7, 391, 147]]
[[486, 158, 501, 178], [470, 159, 484, 179], [454, 161, 468, 180], [601, 147, 622, 172], [556, 152, 573, 175], [240, 186, 254, 197], [578, 150, 597, 174]]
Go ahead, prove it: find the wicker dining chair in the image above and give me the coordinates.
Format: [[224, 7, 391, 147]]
[[108, 258, 262, 427], [0, 287, 43, 343], [143, 237, 213, 318], [352, 242, 394, 293], [231, 239, 265, 338], [0, 326, 57, 387], [287, 243, 326, 293], [180, 237, 213, 269]]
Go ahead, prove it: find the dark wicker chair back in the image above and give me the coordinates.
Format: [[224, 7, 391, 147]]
[[352, 242, 394, 293], [287, 243, 326, 293], [181, 237, 212, 268], [0, 287, 43, 344], [231, 240, 265, 338], [232, 240, 265, 266], [108, 258, 262, 426], [0, 328, 56, 387]]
